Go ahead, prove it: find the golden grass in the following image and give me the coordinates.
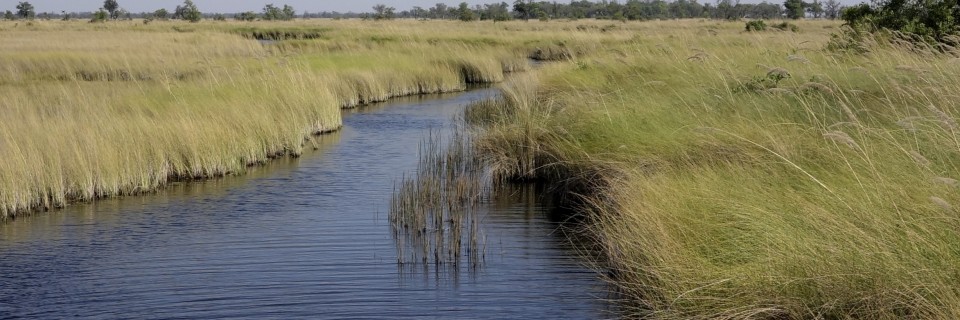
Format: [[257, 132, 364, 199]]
[[471, 19, 960, 318], [0, 19, 629, 220]]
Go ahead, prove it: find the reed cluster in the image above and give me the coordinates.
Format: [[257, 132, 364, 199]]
[[390, 129, 486, 267]]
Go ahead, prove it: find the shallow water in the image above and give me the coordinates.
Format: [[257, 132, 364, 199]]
[[0, 89, 611, 319]]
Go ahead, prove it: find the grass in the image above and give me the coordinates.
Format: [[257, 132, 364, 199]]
[[390, 129, 486, 267], [0, 19, 631, 220], [469, 19, 960, 318], [9, 17, 951, 317]]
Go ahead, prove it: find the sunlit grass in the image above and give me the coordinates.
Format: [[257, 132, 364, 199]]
[[0, 19, 626, 219], [472, 19, 960, 318]]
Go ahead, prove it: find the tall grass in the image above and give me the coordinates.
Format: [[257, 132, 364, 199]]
[[472, 19, 960, 318], [0, 19, 627, 220], [0, 63, 341, 216]]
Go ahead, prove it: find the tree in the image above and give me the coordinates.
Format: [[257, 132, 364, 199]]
[[823, 0, 840, 19], [262, 4, 296, 20], [513, 0, 530, 20], [282, 5, 296, 19], [235, 11, 256, 21], [262, 4, 282, 20], [154, 8, 168, 20], [457, 2, 477, 21], [494, 2, 513, 21], [783, 0, 805, 19], [90, 8, 107, 22], [16, 1, 35, 20], [3, 10, 14, 20], [103, 0, 119, 19], [174, 0, 201, 22], [806, 0, 823, 18], [372, 4, 395, 20], [430, 3, 448, 19], [480, 2, 512, 21], [411, 6, 427, 19]]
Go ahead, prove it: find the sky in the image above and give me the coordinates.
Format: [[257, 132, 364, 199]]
[[0, 0, 861, 14], [2, 1, 484, 14]]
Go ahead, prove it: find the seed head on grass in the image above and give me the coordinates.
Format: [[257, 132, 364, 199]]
[[927, 105, 957, 130], [895, 65, 928, 74], [802, 82, 834, 95], [847, 89, 866, 96], [909, 150, 931, 167], [897, 117, 923, 132], [930, 196, 953, 212], [848, 67, 871, 74], [687, 52, 708, 62], [823, 131, 859, 149], [787, 55, 810, 64], [933, 177, 959, 187]]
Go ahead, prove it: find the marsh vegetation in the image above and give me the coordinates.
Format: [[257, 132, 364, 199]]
[[3, 2, 960, 317], [464, 18, 960, 318], [390, 129, 486, 267], [0, 19, 616, 220]]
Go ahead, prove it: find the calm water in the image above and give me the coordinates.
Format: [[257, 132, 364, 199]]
[[0, 89, 611, 319]]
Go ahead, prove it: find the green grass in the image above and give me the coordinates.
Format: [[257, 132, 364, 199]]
[[471, 19, 960, 318]]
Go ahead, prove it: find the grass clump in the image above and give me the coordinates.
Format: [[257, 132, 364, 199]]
[[230, 26, 330, 40], [745, 20, 766, 32], [772, 21, 799, 32]]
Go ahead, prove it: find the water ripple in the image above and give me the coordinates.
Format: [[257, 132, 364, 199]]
[[0, 89, 612, 319]]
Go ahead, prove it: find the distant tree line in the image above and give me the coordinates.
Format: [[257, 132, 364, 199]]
[[3, 0, 856, 22], [354, 0, 851, 21], [358, 1, 794, 21]]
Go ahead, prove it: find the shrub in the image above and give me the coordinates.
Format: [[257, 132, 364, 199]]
[[745, 20, 767, 32], [772, 22, 799, 32], [89, 8, 107, 23], [235, 11, 256, 21]]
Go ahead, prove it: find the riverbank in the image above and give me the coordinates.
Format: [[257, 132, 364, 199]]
[[0, 19, 628, 220], [0, 88, 609, 319], [470, 19, 960, 318]]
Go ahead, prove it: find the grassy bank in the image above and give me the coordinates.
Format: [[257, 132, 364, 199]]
[[0, 19, 630, 220], [471, 20, 960, 318]]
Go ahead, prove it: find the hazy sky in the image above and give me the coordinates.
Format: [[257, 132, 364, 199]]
[[0, 0, 862, 14], [2, 1, 491, 13]]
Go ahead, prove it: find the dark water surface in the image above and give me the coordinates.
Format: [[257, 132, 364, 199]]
[[0, 89, 611, 319]]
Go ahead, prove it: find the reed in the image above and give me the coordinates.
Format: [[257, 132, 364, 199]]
[[389, 128, 486, 267]]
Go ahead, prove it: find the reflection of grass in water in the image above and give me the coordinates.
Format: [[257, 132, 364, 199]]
[[390, 128, 486, 267]]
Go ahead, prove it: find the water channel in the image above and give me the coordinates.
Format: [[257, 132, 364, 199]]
[[0, 89, 611, 319]]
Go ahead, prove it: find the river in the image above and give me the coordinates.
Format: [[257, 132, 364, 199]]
[[0, 89, 611, 319]]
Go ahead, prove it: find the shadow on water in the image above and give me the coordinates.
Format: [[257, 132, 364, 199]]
[[0, 88, 615, 319]]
